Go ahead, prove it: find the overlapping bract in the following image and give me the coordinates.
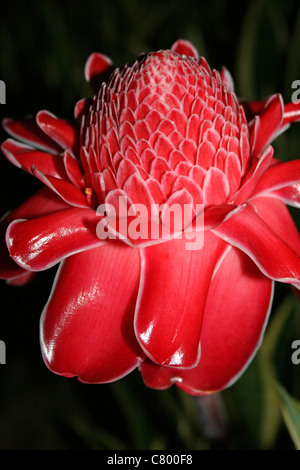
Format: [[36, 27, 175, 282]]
[[1, 39, 300, 395]]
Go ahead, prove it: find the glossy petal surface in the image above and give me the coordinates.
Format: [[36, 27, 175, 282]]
[[140, 246, 273, 394], [0, 188, 68, 280], [7, 206, 104, 271], [36, 110, 79, 152], [2, 138, 68, 179], [213, 203, 300, 287], [41, 243, 144, 383], [250, 94, 283, 156], [251, 196, 300, 254], [2, 117, 62, 153], [135, 232, 226, 368], [251, 159, 300, 198]]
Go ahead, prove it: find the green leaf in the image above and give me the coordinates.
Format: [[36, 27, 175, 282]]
[[276, 383, 300, 450], [258, 295, 299, 448]]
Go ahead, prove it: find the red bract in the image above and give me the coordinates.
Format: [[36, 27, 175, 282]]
[[1, 39, 300, 395]]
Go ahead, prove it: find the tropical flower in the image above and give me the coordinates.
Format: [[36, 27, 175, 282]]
[[1, 39, 300, 395]]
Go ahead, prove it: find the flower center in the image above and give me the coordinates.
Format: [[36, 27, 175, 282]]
[[82, 50, 250, 212]]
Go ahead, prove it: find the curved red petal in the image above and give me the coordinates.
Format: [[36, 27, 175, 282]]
[[178, 250, 273, 394], [249, 94, 284, 156], [139, 360, 174, 391], [6, 207, 103, 271], [203, 167, 229, 206], [36, 110, 79, 152], [282, 101, 300, 127], [212, 203, 300, 287], [40, 243, 144, 383], [135, 232, 226, 368], [220, 67, 235, 92], [2, 138, 68, 179], [63, 150, 84, 188], [0, 246, 29, 281], [272, 184, 300, 208], [2, 117, 62, 153], [84, 52, 114, 92], [202, 204, 239, 230], [170, 40, 199, 59], [251, 159, 300, 198], [140, 247, 273, 394], [6, 271, 36, 286], [233, 145, 274, 204], [32, 167, 89, 208], [251, 196, 300, 254], [74, 97, 93, 121], [0, 188, 69, 280]]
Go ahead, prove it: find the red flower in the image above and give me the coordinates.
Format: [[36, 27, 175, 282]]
[[1, 39, 300, 395]]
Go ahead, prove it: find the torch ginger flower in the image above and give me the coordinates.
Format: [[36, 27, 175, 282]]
[[1, 39, 300, 395]]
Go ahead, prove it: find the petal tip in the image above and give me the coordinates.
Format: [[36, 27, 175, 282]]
[[170, 39, 199, 59]]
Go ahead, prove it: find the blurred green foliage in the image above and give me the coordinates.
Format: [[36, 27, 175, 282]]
[[0, 0, 299, 450]]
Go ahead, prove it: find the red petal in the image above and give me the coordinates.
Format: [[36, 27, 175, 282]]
[[123, 172, 156, 212], [220, 67, 235, 92], [202, 204, 239, 230], [241, 99, 267, 121], [250, 196, 300, 253], [282, 101, 300, 127], [233, 145, 274, 204], [84, 52, 113, 92], [272, 184, 300, 208], [0, 188, 69, 280], [171, 40, 199, 58], [203, 167, 229, 206], [178, 249, 273, 394], [249, 94, 284, 156], [134, 232, 226, 368], [32, 167, 89, 208], [63, 150, 84, 188], [6, 207, 103, 271], [36, 110, 79, 152], [6, 271, 36, 286], [74, 98, 93, 121], [0, 251, 30, 283], [212, 203, 300, 288], [140, 247, 273, 394], [162, 188, 195, 233], [251, 159, 300, 198], [40, 243, 144, 383], [1, 138, 68, 179], [2, 117, 62, 153], [139, 360, 174, 391]]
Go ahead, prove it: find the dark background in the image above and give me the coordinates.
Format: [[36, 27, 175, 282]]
[[0, 0, 299, 450]]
